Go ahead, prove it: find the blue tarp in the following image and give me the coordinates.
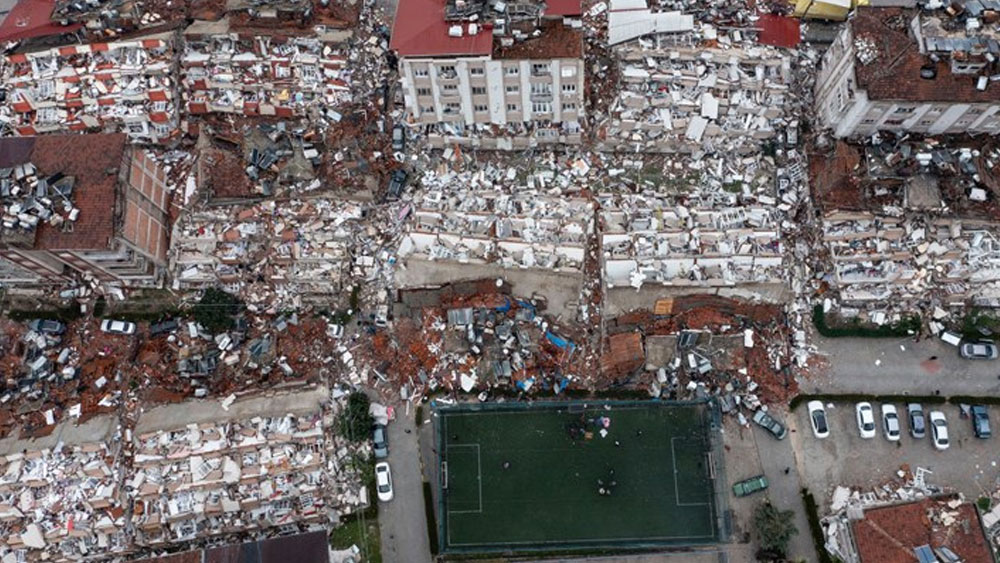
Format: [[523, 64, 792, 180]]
[[515, 377, 535, 391], [495, 297, 512, 313], [545, 331, 575, 352]]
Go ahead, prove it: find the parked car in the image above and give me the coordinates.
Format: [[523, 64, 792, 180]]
[[373, 424, 389, 459], [929, 411, 949, 450], [375, 462, 393, 502], [27, 319, 66, 335], [882, 404, 901, 441], [907, 403, 926, 439], [100, 319, 136, 335], [386, 169, 408, 201], [971, 405, 992, 439], [807, 401, 829, 439], [391, 124, 405, 151], [960, 340, 999, 360], [856, 402, 876, 439], [732, 475, 768, 497], [752, 409, 787, 440], [149, 319, 179, 337]]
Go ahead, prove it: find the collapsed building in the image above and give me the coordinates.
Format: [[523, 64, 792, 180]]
[[391, 0, 586, 148], [813, 137, 1000, 310], [180, 18, 352, 121], [1, 32, 179, 142], [0, 134, 171, 288], [596, 0, 794, 153], [130, 413, 336, 546], [398, 188, 593, 274], [815, 6, 1000, 139], [0, 442, 127, 561]]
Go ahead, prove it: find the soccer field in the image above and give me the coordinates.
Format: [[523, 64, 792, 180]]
[[437, 401, 719, 551]]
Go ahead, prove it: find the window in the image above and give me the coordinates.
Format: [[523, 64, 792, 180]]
[[884, 119, 904, 126], [505, 85, 519, 94], [894, 106, 915, 114], [127, 121, 148, 135], [442, 84, 458, 94], [861, 118, 876, 124], [438, 65, 456, 78], [532, 101, 551, 113], [444, 102, 460, 113], [505, 66, 519, 76], [300, 65, 319, 82], [469, 67, 485, 76], [414, 67, 429, 77], [561, 65, 577, 78], [563, 103, 577, 111], [918, 120, 934, 126], [507, 103, 518, 112], [153, 122, 172, 137], [531, 63, 550, 75], [530, 83, 552, 95], [417, 87, 431, 96], [474, 104, 488, 113], [561, 83, 577, 93], [968, 108, 985, 115], [421, 106, 434, 113], [472, 86, 486, 96]]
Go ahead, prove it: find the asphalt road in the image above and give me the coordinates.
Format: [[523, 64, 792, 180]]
[[378, 408, 432, 563], [751, 423, 815, 561], [805, 333, 1000, 395]]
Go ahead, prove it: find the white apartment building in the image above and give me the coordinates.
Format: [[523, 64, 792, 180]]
[[815, 7, 1000, 138], [390, 0, 586, 147]]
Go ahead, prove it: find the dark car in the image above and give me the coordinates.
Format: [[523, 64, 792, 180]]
[[907, 403, 926, 439], [373, 424, 389, 459], [149, 319, 179, 337], [391, 124, 405, 151], [27, 319, 66, 335], [386, 169, 408, 201], [752, 409, 787, 440], [972, 405, 991, 439]]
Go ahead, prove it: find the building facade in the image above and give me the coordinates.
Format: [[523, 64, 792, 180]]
[[391, 0, 585, 147], [0, 134, 171, 288], [815, 7, 1000, 138]]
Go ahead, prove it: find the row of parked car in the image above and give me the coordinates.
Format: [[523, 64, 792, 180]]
[[805, 401, 991, 450]]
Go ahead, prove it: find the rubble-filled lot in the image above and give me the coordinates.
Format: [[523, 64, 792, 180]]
[[0, 386, 370, 562]]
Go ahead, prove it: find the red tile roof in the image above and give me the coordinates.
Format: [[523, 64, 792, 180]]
[[0, 134, 126, 252], [757, 13, 800, 49], [852, 8, 998, 103], [493, 20, 583, 60], [0, 0, 82, 42], [853, 498, 992, 563], [546, 0, 583, 16], [390, 0, 493, 57]]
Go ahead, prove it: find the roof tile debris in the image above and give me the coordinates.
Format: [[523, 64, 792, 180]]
[[853, 498, 992, 563]]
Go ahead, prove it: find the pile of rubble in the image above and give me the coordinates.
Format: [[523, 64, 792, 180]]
[[130, 412, 336, 546], [813, 137, 1000, 318], [0, 442, 127, 561], [181, 20, 352, 120], [0, 162, 80, 238], [1, 33, 178, 141], [594, 0, 794, 153]]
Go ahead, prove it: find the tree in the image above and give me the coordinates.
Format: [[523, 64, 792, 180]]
[[754, 502, 798, 560], [193, 288, 241, 334], [338, 392, 374, 443]]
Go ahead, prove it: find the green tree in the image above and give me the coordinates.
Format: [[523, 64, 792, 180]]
[[754, 502, 798, 560], [338, 392, 374, 443], [193, 288, 241, 334]]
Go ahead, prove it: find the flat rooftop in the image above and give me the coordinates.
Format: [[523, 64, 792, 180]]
[[852, 8, 998, 103]]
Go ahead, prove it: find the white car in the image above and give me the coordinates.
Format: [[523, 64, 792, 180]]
[[881, 404, 901, 441], [807, 401, 830, 439], [100, 319, 136, 335], [375, 462, 393, 502], [929, 411, 949, 450], [856, 402, 876, 439]]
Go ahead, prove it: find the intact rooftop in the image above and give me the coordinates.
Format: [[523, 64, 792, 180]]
[[436, 401, 720, 552], [851, 7, 999, 103]]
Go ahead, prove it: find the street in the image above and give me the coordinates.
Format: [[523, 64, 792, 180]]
[[378, 408, 432, 563], [804, 332, 1000, 395]]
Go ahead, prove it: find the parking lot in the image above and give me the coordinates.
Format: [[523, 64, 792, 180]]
[[791, 401, 1000, 515]]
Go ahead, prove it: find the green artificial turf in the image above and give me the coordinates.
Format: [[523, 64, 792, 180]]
[[438, 402, 717, 551]]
